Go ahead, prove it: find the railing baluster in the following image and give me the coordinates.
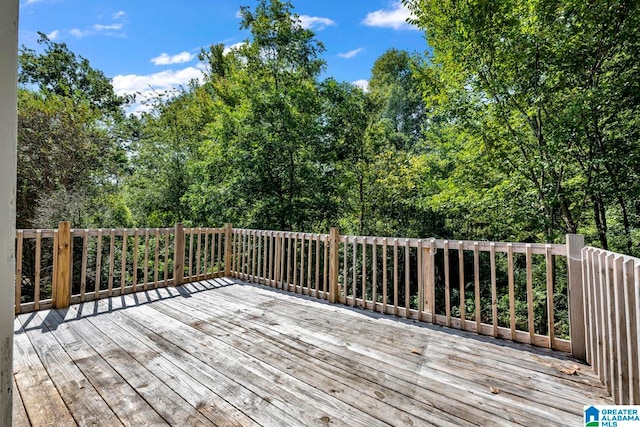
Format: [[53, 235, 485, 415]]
[[132, 229, 138, 291], [196, 229, 203, 281], [315, 235, 320, 298], [15, 230, 23, 314], [188, 228, 194, 281], [631, 262, 640, 402], [546, 245, 555, 348], [507, 243, 515, 341], [474, 242, 481, 334], [372, 239, 377, 309], [80, 229, 89, 301], [597, 250, 607, 385], [108, 229, 115, 297], [404, 239, 410, 317], [417, 240, 423, 321], [613, 256, 628, 404], [382, 238, 388, 313], [444, 241, 450, 327], [342, 238, 347, 303], [143, 229, 150, 290], [306, 234, 312, 292], [120, 229, 127, 294], [203, 230, 208, 280], [34, 230, 41, 311], [299, 233, 305, 292], [459, 241, 465, 329], [606, 254, 617, 396], [393, 238, 398, 315], [164, 230, 169, 285], [624, 259, 639, 403], [526, 244, 534, 343], [490, 242, 497, 337], [287, 233, 292, 289], [154, 229, 160, 287], [94, 230, 102, 298]]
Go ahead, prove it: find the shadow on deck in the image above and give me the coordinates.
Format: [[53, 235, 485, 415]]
[[13, 279, 612, 426]]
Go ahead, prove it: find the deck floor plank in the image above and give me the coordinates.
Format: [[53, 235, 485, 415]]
[[46, 309, 215, 427], [37, 309, 170, 427], [11, 376, 30, 427], [172, 283, 587, 425], [148, 295, 461, 427], [215, 282, 605, 388], [108, 295, 388, 427], [212, 281, 609, 395], [76, 307, 256, 427], [13, 279, 613, 426], [13, 316, 77, 427], [22, 312, 123, 426], [79, 297, 303, 427], [206, 282, 611, 407]]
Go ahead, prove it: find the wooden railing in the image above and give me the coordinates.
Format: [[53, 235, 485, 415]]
[[582, 247, 640, 404], [16, 223, 640, 403], [14, 222, 228, 314], [229, 228, 582, 354]]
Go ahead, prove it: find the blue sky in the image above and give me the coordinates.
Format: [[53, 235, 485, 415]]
[[19, 0, 428, 113]]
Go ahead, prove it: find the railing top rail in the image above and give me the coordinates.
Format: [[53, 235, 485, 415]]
[[230, 227, 567, 255], [583, 245, 640, 264], [232, 228, 330, 239]]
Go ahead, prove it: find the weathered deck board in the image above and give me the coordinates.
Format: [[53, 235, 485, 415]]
[[14, 278, 613, 426]]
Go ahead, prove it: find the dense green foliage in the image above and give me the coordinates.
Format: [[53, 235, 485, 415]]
[[17, 0, 640, 259]]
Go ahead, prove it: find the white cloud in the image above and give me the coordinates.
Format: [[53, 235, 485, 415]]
[[352, 79, 369, 92], [112, 67, 205, 115], [47, 30, 59, 40], [151, 51, 195, 66], [298, 15, 336, 31], [362, 2, 417, 31], [93, 23, 123, 31], [112, 11, 125, 20], [70, 28, 90, 38], [25, 0, 43, 4], [223, 42, 246, 55], [338, 48, 363, 59], [235, 10, 243, 19]]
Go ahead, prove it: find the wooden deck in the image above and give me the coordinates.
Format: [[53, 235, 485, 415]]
[[13, 279, 612, 426]]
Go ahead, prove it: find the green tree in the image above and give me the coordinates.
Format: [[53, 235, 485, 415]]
[[191, 0, 332, 231], [17, 35, 129, 228], [406, 0, 640, 252], [19, 33, 128, 117]]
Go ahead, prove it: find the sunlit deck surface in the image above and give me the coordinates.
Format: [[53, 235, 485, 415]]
[[13, 279, 612, 426]]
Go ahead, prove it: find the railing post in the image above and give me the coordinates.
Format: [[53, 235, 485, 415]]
[[424, 239, 436, 323], [173, 223, 184, 286], [53, 221, 72, 309], [328, 227, 340, 303], [567, 234, 586, 360], [224, 223, 233, 277]]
